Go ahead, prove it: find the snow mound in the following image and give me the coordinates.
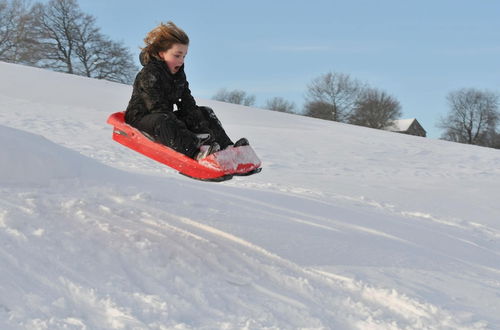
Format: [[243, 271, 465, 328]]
[[0, 124, 116, 186]]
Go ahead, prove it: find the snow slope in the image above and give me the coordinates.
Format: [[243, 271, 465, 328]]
[[1, 61, 499, 329]]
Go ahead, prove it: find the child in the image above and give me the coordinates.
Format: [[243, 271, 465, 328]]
[[125, 21, 248, 160]]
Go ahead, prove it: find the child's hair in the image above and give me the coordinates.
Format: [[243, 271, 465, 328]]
[[142, 21, 189, 64]]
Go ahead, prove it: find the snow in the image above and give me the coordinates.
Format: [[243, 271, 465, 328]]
[[1, 61, 499, 329]]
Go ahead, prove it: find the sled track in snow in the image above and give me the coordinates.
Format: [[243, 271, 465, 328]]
[[99, 188, 481, 329]]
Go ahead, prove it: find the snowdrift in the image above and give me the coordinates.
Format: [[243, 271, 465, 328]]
[[0, 124, 121, 186], [1, 61, 499, 329]]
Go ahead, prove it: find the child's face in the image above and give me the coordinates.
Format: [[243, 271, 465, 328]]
[[159, 44, 188, 74]]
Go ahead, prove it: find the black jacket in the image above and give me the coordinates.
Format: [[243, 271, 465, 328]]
[[125, 53, 207, 132]]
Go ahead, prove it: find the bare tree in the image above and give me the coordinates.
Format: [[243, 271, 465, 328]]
[[492, 132, 500, 149], [90, 38, 137, 84], [0, 0, 39, 64], [304, 72, 364, 122], [349, 88, 402, 129], [0, 0, 22, 61], [73, 13, 136, 84], [213, 88, 256, 106], [264, 97, 296, 113], [32, 0, 83, 73], [439, 88, 499, 147], [72, 11, 100, 76], [31, 0, 136, 84], [303, 101, 336, 120]]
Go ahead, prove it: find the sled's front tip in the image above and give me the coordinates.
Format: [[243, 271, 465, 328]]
[[199, 145, 262, 176]]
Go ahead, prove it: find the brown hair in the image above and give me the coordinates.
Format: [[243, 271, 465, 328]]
[[142, 21, 189, 64]]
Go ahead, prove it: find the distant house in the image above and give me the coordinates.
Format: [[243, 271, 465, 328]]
[[386, 118, 426, 137]]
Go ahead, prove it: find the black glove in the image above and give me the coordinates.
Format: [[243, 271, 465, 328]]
[[195, 133, 211, 146], [194, 118, 210, 131]]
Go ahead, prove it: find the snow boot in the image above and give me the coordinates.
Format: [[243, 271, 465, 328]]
[[234, 138, 250, 147]]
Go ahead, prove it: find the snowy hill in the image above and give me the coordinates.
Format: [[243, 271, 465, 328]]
[[1, 61, 499, 329]]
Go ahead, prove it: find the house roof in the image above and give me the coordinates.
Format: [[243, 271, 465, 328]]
[[387, 118, 417, 132]]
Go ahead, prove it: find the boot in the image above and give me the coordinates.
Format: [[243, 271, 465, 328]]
[[234, 138, 249, 147]]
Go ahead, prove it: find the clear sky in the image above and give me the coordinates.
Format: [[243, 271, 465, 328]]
[[69, 0, 499, 138]]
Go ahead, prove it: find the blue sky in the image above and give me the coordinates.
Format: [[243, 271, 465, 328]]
[[73, 0, 499, 138]]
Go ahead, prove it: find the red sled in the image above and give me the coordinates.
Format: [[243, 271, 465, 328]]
[[107, 112, 262, 182]]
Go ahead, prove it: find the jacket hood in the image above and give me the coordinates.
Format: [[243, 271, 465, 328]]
[[139, 50, 149, 66]]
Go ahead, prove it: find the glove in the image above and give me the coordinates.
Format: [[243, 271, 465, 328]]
[[190, 119, 210, 134], [196, 133, 212, 147]]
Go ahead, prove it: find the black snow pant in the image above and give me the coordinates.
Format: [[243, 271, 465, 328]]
[[193, 106, 233, 148], [133, 106, 233, 158]]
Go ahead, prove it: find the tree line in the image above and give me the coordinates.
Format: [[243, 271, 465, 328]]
[[214, 72, 401, 132], [213, 72, 500, 149], [0, 0, 137, 84]]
